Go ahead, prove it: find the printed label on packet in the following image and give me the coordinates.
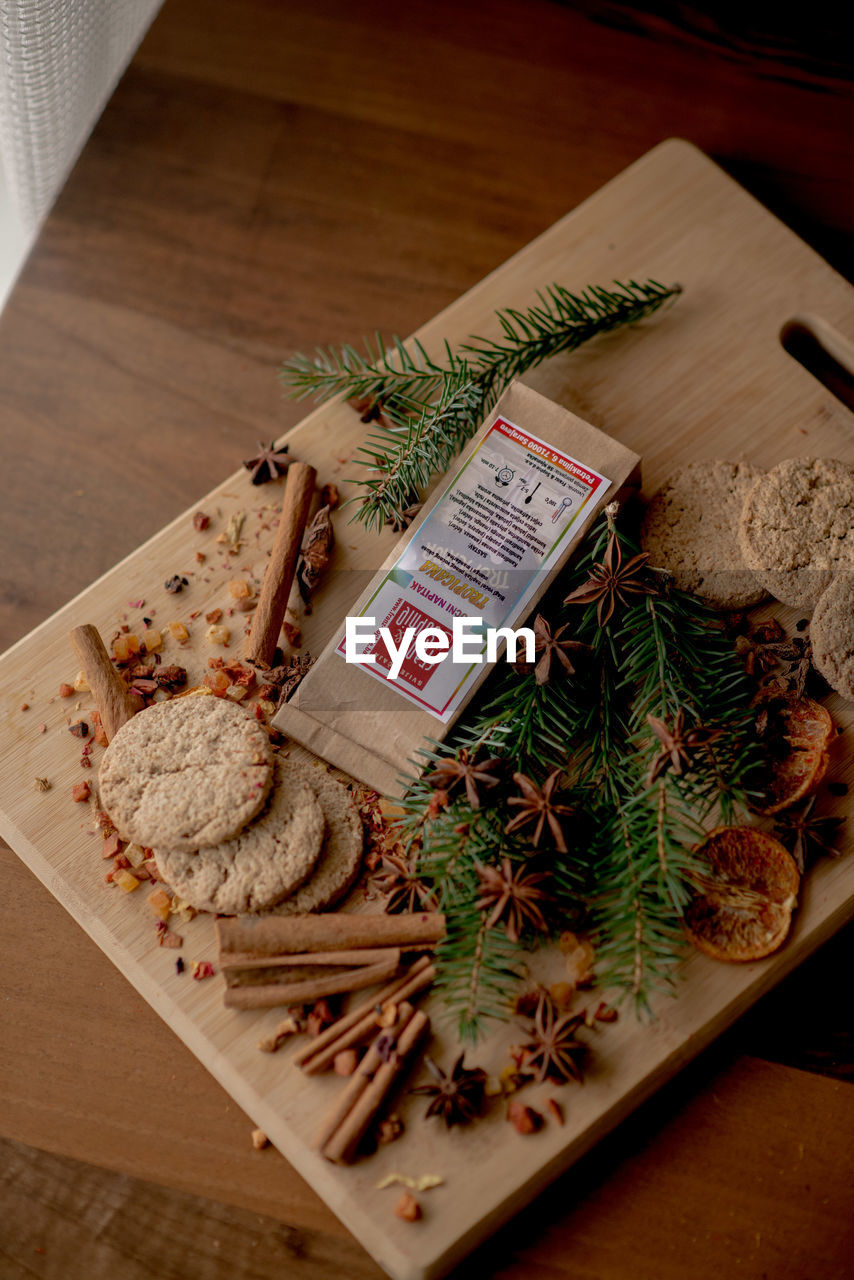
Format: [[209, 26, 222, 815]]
[[335, 415, 611, 720]]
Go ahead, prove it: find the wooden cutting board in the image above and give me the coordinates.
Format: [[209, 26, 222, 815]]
[[1, 138, 852, 1280]]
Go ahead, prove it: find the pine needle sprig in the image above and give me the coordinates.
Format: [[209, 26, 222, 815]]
[[280, 279, 681, 529]]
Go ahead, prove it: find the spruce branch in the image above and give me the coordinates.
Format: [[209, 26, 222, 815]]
[[280, 278, 681, 529]]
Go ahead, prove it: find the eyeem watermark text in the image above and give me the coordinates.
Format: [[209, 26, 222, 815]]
[[344, 616, 535, 681]]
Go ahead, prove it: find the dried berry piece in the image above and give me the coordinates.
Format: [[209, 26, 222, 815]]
[[59, 682, 75, 697], [193, 511, 210, 532], [685, 826, 800, 962]]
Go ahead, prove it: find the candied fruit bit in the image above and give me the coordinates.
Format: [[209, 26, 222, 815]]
[[193, 511, 210, 532], [205, 624, 230, 646], [168, 622, 190, 644], [102, 832, 124, 859], [73, 670, 90, 692], [394, 1193, 421, 1222], [205, 608, 223, 624], [192, 960, 215, 981], [203, 670, 230, 695], [72, 781, 91, 802], [148, 888, 172, 922], [229, 579, 252, 599], [224, 685, 247, 701], [113, 634, 141, 662], [59, 683, 75, 698], [141, 627, 162, 653], [114, 869, 140, 893]]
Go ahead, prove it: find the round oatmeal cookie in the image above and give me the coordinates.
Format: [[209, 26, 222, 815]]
[[641, 460, 767, 608], [269, 763, 364, 915], [153, 756, 325, 913], [810, 572, 854, 701], [99, 696, 273, 853], [738, 457, 854, 609]]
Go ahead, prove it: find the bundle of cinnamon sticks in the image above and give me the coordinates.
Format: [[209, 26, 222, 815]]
[[216, 912, 445, 1010]]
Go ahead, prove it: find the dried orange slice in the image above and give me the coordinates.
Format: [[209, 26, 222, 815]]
[[753, 691, 834, 815], [684, 826, 799, 962]]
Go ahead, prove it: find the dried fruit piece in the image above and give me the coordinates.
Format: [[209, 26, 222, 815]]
[[73, 670, 90, 692], [206, 624, 231, 646], [141, 628, 162, 653], [229, 579, 252, 599], [114, 869, 140, 893], [72, 781, 91, 802], [753, 691, 834, 816], [193, 511, 210, 532], [167, 621, 190, 644], [685, 826, 800, 962], [507, 1101, 543, 1134], [334, 1049, 359, 1076], [147, 888, 172, 922], [113, 634, 140, 662], [394, 1192, 422, 1222], [59, 682, 75, 698]]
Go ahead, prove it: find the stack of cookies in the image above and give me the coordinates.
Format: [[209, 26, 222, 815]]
[[642, 456, 854, 701], [98, 696, 363, 915]]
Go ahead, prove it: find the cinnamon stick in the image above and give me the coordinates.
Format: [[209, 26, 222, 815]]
[[221, 947, 400, 972], [245, 460, 316, 667], [293, 956, 432, 1069], [68, 624, 143, 742], [222, 954, 399, 1010], [312, 1003, 416, 1152], [216, 912, 445, 958], [322, 1008, 430, 1164], [300, 960, 435, 1076]]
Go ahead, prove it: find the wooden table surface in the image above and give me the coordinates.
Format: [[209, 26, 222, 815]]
[[1, 3, 853, 1276]]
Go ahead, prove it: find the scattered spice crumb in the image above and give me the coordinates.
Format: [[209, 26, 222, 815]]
[[594, 1001, 618, 1023], [34, 777, 51, 792], [193, 511, 210, 532], [156, 921, 183, 948], [71, 781, 91, 802], [69, 721, 89, 738], [127, 599, 145, 609], [176, 957, 185, 975], [377, 1115, 404, 1145], [38, 723, 46, 733], [376, 1173, 443, 1192], [20, 703, 29, 711], [192, 960, 215, 980], [251, 1129, 269, 1151], [59, 683, 74, 698], [165, 575, 188, 594]]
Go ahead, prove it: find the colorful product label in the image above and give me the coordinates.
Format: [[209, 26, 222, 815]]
[[336, 415, 611, 720]]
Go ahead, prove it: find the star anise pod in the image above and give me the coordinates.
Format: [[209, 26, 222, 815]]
[[505, 769, 573, 852], [519, 991, 587, 1085], [563, 532, 655, 626], [372, 851, 436, 914], [411, 1053, 487, 1127], [528, 614, 591, 685], [423, 748, 502, 809], [475, 858, 550, 943], [774, 796, 844, 872], [242, 440, 291, 485], [646, 709, 724, 784]]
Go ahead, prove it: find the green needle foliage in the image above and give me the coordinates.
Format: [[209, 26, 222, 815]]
[[280, 279, 681, 530], [392, 511, 763, 1043]]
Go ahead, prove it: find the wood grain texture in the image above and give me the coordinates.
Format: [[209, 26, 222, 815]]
[[1, 1, 853, 1277]]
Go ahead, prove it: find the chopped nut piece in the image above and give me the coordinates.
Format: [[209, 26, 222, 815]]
[[34, 777, 51, 792], [167, 622, 190, 645], [72, 781, 91, 802], [394, 1193, 422, 1223], [507, 1101, 543, 1135], [205, 624, 231, 646], [377, 1115, 404, 1145], [334, 1049, 359, 1077], [114, 869, 140, 893], [59, 683, 75, 698], [251, 1129, 269, 1150], [73, 670, 90, 692], [546, 1098, 565, 1126]]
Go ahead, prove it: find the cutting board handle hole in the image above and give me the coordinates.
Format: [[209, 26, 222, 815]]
[[780, 315, 854, 414]]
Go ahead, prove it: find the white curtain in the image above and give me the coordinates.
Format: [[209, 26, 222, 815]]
[[0, 0, 163, 232]]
